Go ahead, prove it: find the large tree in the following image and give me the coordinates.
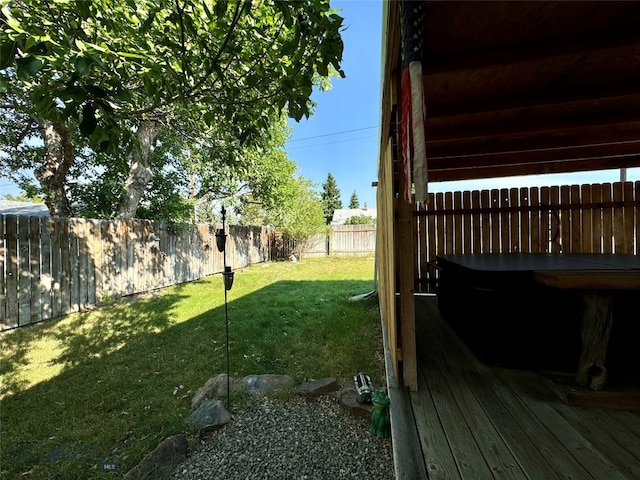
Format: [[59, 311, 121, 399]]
[[320, 172, 342, 224], [267, 175, 325, 260], [0, 0, 344, 218]]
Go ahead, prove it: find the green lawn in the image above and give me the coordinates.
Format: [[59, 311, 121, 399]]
[[0, 256, 384, 479]]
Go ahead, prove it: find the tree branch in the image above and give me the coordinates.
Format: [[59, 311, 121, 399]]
[[13, 119, 37, 148], [123, 1, 247, 118]]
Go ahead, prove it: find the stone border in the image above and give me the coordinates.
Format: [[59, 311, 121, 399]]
[[124, 374, 385, 479]]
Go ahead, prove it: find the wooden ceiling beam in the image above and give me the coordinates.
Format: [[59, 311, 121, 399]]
[[423, 23, 640, 75], [428, 141, 640, 172], [429, 156, 640, 183], [425, 78, 640, 118], [426, 120, 640, 158]]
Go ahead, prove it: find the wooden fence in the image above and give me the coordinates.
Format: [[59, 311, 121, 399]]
[[0, 216, 271, 330], [305, 225, 377, 258], [415, 181, 639, 291]]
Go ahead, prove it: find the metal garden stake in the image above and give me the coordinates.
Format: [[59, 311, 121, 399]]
[[216, 206, 234, 408]]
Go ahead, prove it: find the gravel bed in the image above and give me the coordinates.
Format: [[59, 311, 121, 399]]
[[172, 395, 395, 480]]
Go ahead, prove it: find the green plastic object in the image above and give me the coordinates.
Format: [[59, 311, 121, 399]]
[[370, 390, 391, 438]]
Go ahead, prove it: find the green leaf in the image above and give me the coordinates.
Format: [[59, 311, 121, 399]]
[[16, 56, 44, 80], [0, 75, 8, 93], [215, 0, 228, 18], [203, 111, 216, 126], [90, 125, 112, 151], [316, 62, 328, 77], [75, 57, 92, 76], [0, 41, 17, 69], [115, 51, 146, 59], [25, 36, 37, 52], [85, 85, 108, 99], [79, 103, 97, 136], [76, 1, 91, 19], [141, 8, 158, 32], [2, 7, 27, 34], [280, 40, 296, 57]]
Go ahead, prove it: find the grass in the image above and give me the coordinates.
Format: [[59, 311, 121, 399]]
[[0, 256, 384, 479]]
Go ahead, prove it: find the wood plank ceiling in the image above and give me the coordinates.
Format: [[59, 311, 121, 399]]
[[388, 1, 640, 182]]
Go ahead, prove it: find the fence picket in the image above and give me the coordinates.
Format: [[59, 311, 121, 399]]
[[445, 192, 454, 254], [5, 216, 18, 328], [530, 187, 540, 253], [509, 188, 519, 252], [29, 216, 42, 324], [591, 184, 603, 253], [602, 183, 613, 253], [623, 182, 634, 254], [569, 185, 580, 253], [540, 187, 550, 253], [490, 189, 500, 253], [86, 220, 102, 305], [470, 190, 480, 253], [70, 218, 80, 312], [519, 188, 530, 253], [550, 187, 561, 253], [41, 218, 52, 320], [581, 185, 593, 253], [18, 216, 31, 325], [613, 183, 624, 253], [480, 190, 490, 253], [636, 181, 640, 255], [559, 186, 570, 253], [436, 193, 445, 256], [59, 218, 71, 315], [500, 189, 510, 252], [427, 192, 436, 262], [454, 191, 463, 253]]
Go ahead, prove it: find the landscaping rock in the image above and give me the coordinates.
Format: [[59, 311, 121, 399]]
[[124, 434, 188, 480], [185, 399, 231, 429], [191, 374, 238, 410], [296, 377, 340, 396], [337, 382, 372, 420], [242, 374, 294, 394]]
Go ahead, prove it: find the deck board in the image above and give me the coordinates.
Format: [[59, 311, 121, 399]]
[[417, 300, 572, 480], [496, 368, 628, 480], [416, 325, 527, 478], [387, 295, 640, 479], [410, 370, 461, 480]]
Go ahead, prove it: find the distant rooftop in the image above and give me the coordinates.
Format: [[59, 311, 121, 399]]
[[331, 203, 377, 225], [0, 200, 50, 217]]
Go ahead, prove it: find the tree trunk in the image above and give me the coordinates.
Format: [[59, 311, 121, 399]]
[[115, 121, 160, 219], [35, 121, 74, 217]]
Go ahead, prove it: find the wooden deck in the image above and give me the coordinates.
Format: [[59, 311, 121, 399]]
[[385, 295, 640, 480]]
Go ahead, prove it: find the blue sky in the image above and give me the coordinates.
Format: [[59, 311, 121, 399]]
[[284, 0, 383, 210]]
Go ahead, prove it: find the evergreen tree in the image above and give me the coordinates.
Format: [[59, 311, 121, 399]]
[[349, 190, 360, 209], [321, 173, 342, 224]]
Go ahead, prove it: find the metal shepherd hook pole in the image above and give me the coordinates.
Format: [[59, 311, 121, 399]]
[[223, 208, 230, 408], [216, 206, 234, 408]]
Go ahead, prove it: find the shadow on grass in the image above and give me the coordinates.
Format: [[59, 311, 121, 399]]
[[0, 277, 381, 479], [0, 289, 189, 397]]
